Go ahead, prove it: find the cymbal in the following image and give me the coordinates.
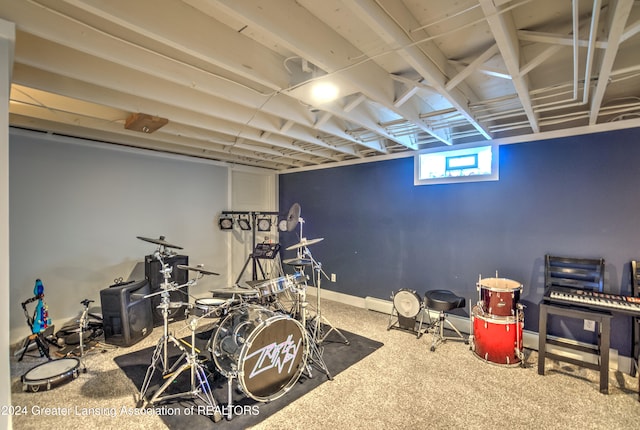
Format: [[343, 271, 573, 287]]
[[137, 235, 183, 250], [283, 258, 313, 266], [285, 203, 301, 232], [210, 286, 258, 295], [177, 264, 220, 276], [286, 237, 324, 250]]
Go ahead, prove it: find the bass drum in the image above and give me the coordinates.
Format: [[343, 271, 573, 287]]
[[210, 305, 307, 402]]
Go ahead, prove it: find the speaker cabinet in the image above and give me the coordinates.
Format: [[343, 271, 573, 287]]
[[144, 254, 189, 326], [100, 280, 153, 347]]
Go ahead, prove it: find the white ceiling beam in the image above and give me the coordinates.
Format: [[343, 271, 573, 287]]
[[479, 0, 539, 133], [520, 45, 565, 76], [589, 0, 635, 124], [6, 1, 370, 157], [343, 94, 367, 113], [394, 86, 419, 108], [620, 19, 640, 43], [12, 64, 343, 163], [518, 30, 608, 49], [345, 0, 492, 140], [208, 0, 446, 148], [446, 44, 499, 91]]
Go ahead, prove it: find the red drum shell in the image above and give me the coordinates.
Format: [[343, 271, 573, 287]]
[[477, 278, 522, 317], [472, 310, 523, 366]]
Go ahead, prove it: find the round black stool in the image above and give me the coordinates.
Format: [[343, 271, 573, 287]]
[[424, 290, 467, 352]]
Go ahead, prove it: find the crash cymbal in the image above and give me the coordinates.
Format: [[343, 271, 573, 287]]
[[283, 258, 313, 266], [286, 203, 301, 232], [285, 237, 324, 250], [209, 286, 258, 295], [177, 264, 220, 276], [136, 235, 183, 250]]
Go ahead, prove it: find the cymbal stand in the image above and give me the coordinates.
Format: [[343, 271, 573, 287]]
[[137, 315, 221, 422], [302, 245, 349, 346], [77, 299, 93, 373], [138, 255, 192, 396]]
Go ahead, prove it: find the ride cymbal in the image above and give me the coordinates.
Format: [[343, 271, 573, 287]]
[[285, 237, 324, 250], [136, 235, 183, 249], [177, 265, 220, 276]]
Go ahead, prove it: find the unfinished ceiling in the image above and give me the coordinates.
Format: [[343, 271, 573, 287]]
[[3, 0, 640, 170]]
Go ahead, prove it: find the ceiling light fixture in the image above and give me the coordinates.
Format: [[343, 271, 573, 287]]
[[311, 82, 339, 103]]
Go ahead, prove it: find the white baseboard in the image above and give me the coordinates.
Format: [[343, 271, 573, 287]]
[[309, 287, 635, 374]]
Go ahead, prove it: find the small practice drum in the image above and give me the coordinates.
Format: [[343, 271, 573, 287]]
[[472, 307, 523, 366], [209, 305, 307, 402], [22, 358, 80, 392], [393, 289, 422, 318], [477, 277, 522, 317], [195, 298, 229, 318]]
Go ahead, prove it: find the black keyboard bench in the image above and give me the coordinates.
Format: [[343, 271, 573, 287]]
[[538, 302, 613, 394]]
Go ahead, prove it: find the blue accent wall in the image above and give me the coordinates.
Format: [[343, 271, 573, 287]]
[[279, 127, 640, 355]]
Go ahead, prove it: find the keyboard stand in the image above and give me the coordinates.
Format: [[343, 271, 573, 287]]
[[538, 302, 613, 394]]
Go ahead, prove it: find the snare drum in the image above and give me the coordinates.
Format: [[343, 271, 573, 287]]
[[471, 306, 523, 366], [392, 289, 422, 318], [477, 277, 522, 317], [194, 298, 229, 318], [22, 358, 80, 392]]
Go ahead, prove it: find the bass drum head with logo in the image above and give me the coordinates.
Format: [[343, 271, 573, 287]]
[[21, 358, 80, 392], [393, 289, 422, 318], [210, 305, 307, 402]]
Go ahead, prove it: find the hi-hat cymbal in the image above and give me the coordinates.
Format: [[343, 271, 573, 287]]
[[177, 265, 220, 276], [137, 235, 183, 250], [283, 258, 313, 266], [285, 237, 324, 250]]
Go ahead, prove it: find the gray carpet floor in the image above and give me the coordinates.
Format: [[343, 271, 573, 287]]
[[9, 298, 640, 429]]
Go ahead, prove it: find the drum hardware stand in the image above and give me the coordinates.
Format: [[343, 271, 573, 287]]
[[291, 218, 348, 346], [76, 299, 93, 373], [139, 255, 195, 380], [307, 251, 349, 346], [224, 210, 281, 283], [293, 277, 332, 380], [137, 314, 221, 422]]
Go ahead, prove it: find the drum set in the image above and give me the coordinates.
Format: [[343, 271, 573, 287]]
[[470, 274, 525, 367], [136, 220, 344, 420]]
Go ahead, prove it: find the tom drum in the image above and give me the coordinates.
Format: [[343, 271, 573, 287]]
[[477, 277, 523, 317]]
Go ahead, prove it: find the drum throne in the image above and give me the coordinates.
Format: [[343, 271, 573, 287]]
[[425, 290, 468, 352]]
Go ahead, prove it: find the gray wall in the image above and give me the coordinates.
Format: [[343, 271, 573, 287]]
[[279, 127, 640, 356], [9, 129, 230, 343]]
